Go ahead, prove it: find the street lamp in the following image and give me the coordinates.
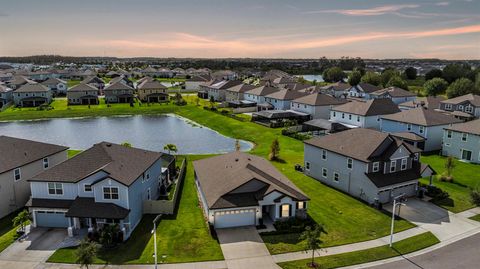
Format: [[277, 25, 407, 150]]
[[152, 214, 162, 269], [390, 194, 406, 247]]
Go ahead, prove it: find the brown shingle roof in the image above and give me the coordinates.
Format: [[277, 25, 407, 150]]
[[225, 84, 256, 93], [104, 81, 134, 91], [441, 94, 480, 106], [15, 83, 49, 93], [332, 98, 400, 116], [137, 79, 167, 90], [30, 142, 162, 186], [245, 85, 279, 96], [65, 197, 129, 219], [355, 83, 381, 93], [382, 108, 462, 126], [41, 77, 66, 85], [68, 83, 98, 92], [193, 152, 308, 209], [371, 87, 416, 97], [0, 136, 68, 174], [265, 89, 308, 100], [445, 119, 480, 135], [293, 93, 347, 106]]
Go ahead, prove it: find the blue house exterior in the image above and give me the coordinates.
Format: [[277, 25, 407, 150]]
[[27, 142, 175, 240], [442, 119, 480, 164]]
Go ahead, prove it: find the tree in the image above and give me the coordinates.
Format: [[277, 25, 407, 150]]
[[12, 210, 30, 233], [444, 156, 456, 181], [209, 96, 216, 109], [446, 78, 476, 98], [99, 224, 120, 248], [381, 69, 400, 87], [268, 138, 280, 161], [425, 68, 443, 81], [76, 239, 100, 269], [195, 97, 200, 106], [121, 142, 132, 147], [163, 144, 178, 154], [348, 70, 362, 86], [235, 139, 241, 151], [404, 67, 417, 80], [386, 76, 409, 90], [300, 225, 327, 268], [475, 72, 480, 92], [470, 188, 480, 206], [442, 64, 473, 83], [322, 67, 346, 82], [360, 71, 382, 86], [423, 78, 448, 96]]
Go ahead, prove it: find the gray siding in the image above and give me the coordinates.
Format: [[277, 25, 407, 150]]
[[442, 130, 480, 164]]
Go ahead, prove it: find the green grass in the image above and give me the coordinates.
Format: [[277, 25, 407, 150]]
[[278, 232, 439, 269], [67, 80, 82, 88], [155, 78, 186, 82], [420, 155, 480, 213], [469, 214, 480, 222], [67, 149, 82, 158], [0, 211, 21, 253]]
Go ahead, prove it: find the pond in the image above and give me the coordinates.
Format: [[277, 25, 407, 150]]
[[298, 74, 324, 82], [0, 115, 253, 154]]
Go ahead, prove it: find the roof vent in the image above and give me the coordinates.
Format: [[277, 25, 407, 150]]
[[235, 158, 239, 162], [106, 143, 112, 147]]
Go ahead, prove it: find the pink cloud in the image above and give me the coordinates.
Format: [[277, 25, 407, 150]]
[[307, 4, 419, 16]]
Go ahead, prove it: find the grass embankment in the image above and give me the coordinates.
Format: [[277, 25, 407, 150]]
[[279, 232, 439, 269], [0, 211, 21, 253], [420, 155, 480, 213]]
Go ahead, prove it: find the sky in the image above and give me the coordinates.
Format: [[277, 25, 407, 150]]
[[0, 0, 479, 59]]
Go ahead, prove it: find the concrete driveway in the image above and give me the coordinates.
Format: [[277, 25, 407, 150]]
[[216, 226, 280, 269]]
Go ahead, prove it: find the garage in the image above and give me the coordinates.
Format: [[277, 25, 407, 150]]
[[214, 209, 256, 229], [35, 211, 70, 228], [378, 182, 418, 203]]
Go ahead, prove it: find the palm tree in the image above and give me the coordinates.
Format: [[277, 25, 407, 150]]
[[13, 209, 30, 233], [76, 239, 100, 269], [164, 144, 178, 154], [300, 225, 327, 268]]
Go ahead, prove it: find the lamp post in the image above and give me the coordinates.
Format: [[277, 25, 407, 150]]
[[152, 214, 162, 269], [390, 194, 406, 247]]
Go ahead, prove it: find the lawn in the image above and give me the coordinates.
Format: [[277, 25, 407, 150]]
[[3, 98, 413, 257], [0, 211, 21, 253], [469, 214, 480, 222], [67, 149, 82, 158], [278, 232, 439, 269], [48, 157, 223, 264], [420, 155, 480, 213], [67, 80, 82, 88]]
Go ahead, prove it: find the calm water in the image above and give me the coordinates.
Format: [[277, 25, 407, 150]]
[[299, 74, 324, 82], [0, 115, 253, 154]]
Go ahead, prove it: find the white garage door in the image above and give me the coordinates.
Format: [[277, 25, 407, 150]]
[[214, 209, 255, 229]]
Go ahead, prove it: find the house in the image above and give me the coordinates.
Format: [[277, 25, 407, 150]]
[[0, 84, 13, 109], [290, 93, 347, 119], [272, 77, 296, 88], [137, 79, 168, 103], [438, 94, 480, 119], [6, 75, 35, 90], [225, 83, 256, 102], [14, 83, 53, 107], [41, 78, 68, 96], [319, 82, 350, 98], [81, 76, 105, 90], [206, 80, 243, 102], [399, 96, 445, 111], [369, 87, 417, 104], [185, 75, 211, 91], [330, 99, 401, 130], [0, 136, 68, 219], [104, 80, 135, 103], [27, 142, 175, 240], [381, 108, 463, 151], [244, 86, 279, 110], [193, 152, 309, 228], [304, 128, 435, 204], [263, 89, 308, 110], [442, 119, 480, 164], [347, 83, 381, 98], [67, 83, 99, 105], [211, 70, 237, 81]]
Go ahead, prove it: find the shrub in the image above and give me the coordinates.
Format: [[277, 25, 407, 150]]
[[470, 188, 480, 206], [261, 217, 316, 236], [425, 185, 450, 200]]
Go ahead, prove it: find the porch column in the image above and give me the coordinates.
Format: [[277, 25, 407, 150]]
[[67, 218, 74, 237], [88, 218, 94, 233], [31, 210, 37, 228], [120, 220, 127, 241]]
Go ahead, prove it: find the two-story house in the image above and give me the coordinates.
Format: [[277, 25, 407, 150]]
[[185, 75, 211, 92], [0, 136, 68, 219], [369, 87, 417, 105], [0, 84, 13, 109], [263, 89, 308, 110], [346, 82, 381, 98], [304, 128, 435, 204], [439, 94, 480, 119], [104, 80, 135, 103], [244, 86, 280, 110], [137, 79, 168, 103], [290, 93, 347, 119], [225, 84, 256, 102], [41, 77, 68, 96], [13, 83, 53, 107], [194, 152, 309, 228], [319, 82, 350, 98], [399, 96, 445, 111], [67, 83, 99, 105], [381, 108, 462, 152], [442, 119, 480, 164], [206, 80, 243, 102], [81, 76, 105, 91], [330, 98, 400, 130], [27, 142, 175, 240]]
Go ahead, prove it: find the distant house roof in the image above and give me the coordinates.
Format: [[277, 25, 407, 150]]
[[391, 132, 426, 142], [399, 96, 445, 110], [245, 85, 279, 96], [104, 81, 134, 91], [0, 84, 13, 93], [188, 74, 211, 82], [441, 94, 480, 107], [320, 82, 350, 91], [332, 98, 401, 116], [382, 108, 462, 126], [371, 87, 416, 98], [208, 80, 242, 90], [29, 142, 166, 186], [193, 152, 309, 209], [292, 93, 347, 106], [15, 83, 50, 93], [265, 89, 308, 100], [445, 119, 480, 136], [353, 83, 381, 93], [81, 76, 104, 84], [137, 79, 167, 90], [41, 77, 66, 85], [272, 77, 295, 84], [68, 83, 98, 92], [0, 136, 68, 174], [225, 83, 256, 93]]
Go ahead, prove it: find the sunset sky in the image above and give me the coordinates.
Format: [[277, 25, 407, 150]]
[[0, 0, 479, 59]]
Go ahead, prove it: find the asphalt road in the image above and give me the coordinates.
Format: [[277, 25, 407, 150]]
[[367, 233, 480, 269]]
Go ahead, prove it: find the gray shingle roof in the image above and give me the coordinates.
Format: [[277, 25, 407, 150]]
[[445, 119, 480, 135], [292, 93, 347, 106], [382, 108, 462, 126], [104, 81, 134, 91], [245, 86, 279, 96], [15, 83, 50, 93], [332, 98, 400, 116], [68, 83, 98, 92], [371, 87, 416, 97], [66, 197, 129, 219], [265, 89, 308, 100], [441, 94, 480, 106], [137, 79, 167, 90], [225, 84, 256, 93]]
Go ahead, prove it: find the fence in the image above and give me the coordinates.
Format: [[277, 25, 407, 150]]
[[143, 158, 187, 215]]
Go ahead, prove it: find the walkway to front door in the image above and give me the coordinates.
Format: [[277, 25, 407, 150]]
[[216, 226, 280, 269]]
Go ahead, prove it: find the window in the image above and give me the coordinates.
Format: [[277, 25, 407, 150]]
[[373, 162, 380, 172], [305, 162, 310, 171], [390, 161, 396, 173], [446, 130, 452, 139], [348, 114, 352, 120], [445, 104, 452, 110], [281, 204, 290, 218], [147, 188, 151, 200], [347, 158, 353, 169], [357, 116, 360, 122], [445, 143, 451, 147], [458, 105, 464, 111], [14, 168, 21, 181], [461, 149, 472, 161], [84, 184, 92, 192], [297, 201, 305, 210], [43, 157, 49, 169], [419, 126, 425, 134], [414, 153, 419, 161], [333, 111, 336, 117], [321, 150, 327, 160], [342, 113, 345, 119], [103, 187, 119, 200], [401, 158, 407, 170], [333, 172, 339, 182], [48, 183, 63, 195], [407, 124, 412, 131], [322, 168, 327, 178], [462, 133, 468, 142], [465, 106, 473, 113]]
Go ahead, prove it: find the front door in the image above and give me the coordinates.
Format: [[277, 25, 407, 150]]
[[461, 149, 472, 161], [79, 218, 89, 228]]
